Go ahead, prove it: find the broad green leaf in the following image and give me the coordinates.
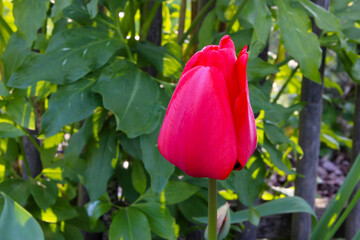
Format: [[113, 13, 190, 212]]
[[119, 134, 143, 160], [0, 81, 9, 96], [198, 10, 216, 49], [6, 97, 36, 130], [51, 0, 73, 21], [0, 192, 44, 240], [0, 116, 26, 138], [12, 0, 48, 46], [2, 33, 31, 83], [311, 153, 360, 239], [93, 60, 161, 138], [262, 137, 293, 174], [163, 180, 200, 205], [41, 78, 101, 137], [0, 179, 30, 206], [8, 27, 124, 88], [221, 155, 266, 207], [136, 42, 184, 79], [109, 207, 151, 240], [85, 200, 112, 229], [264, 122, 290, 144], [247, 58, 279, 82], [32, 198, 78, 223], [0, 138, 19, 166], [29, 179, 58, 210], [134, 202, 176, 239], [195, 196, 316, 224], [248, 84, 273, 112], [275, 0, 322, 83], [178, 195, 208, 223], [62, 224, 84, 240], [323, 76, 343, 95], [249, 207, 260, 226], [265, 103, 304, 123], [242, 0, 272, 59], [87, 0, 98, 18], [298, 0, 341, 33], [229, 29, 253, 53], [140, 126, 175, 193], [131, 159, 147, 194], [84, 126, 117, 201], [40, 133, 64, 167]]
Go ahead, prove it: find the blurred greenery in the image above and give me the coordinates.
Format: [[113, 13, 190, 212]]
[[0, 0, 359, 239]]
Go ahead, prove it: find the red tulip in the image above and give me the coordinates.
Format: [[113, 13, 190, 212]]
[[158, 35, 257, 180]]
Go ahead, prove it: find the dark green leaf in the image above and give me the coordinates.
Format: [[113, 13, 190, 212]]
[[134, 202, 176, 239], [6, 97, 36, 130], [275, 0, 322, 83], [136, 42, 184, 79], [84, 126, 117, 201], [140, 126, 175, 193], [87, 0, 98, 18], [119, 134, 143, 160], [93, 60, 161, 138], [262, 137, 293, 174], [198, 10, 216, 49], [0, 192, 44, 240], [248, 84, 273, 112], [178, 195, 208, 223], [164, 180, 200, 205], [32, 198, 78, 223], [109, 207, 151, 240], [13, 0, 48, 46], [131, 159, 147, 194], [265, 103, 304, 123], [0, 81, 9, 96], [85, 200, 112, 229], [242, 0, 272, 58], [221, 155, 266, 207], [0, 179, 30, 206], [264, 122, 290, 144], [8, 27, 124, 88], [298, 0, 341, 33], [41, 78, 101, 137], [0, 116, 25, 138], [29, 179, 58, 210], [51, 0, 73, 21], [247, 58, 279, 82]]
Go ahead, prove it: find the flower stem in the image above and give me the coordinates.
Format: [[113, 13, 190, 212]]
[[208, 178, 217, 240]]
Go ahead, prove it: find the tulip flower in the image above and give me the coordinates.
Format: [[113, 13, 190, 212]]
[[158, 35, 257, 180]]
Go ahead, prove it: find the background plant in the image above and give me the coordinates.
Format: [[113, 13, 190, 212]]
[[0, 0, 359, 239]]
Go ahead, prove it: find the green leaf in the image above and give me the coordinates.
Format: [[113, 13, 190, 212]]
[[265, 103, 304, 123], [247, 58, 279, 82], [109, 207, 151, 240], [84, 126, 117, 201], [264, 122, 290, 144], [0, 81, 9, 97], [0, 116, 26, 138], [87, 0, 98, 18], [41, 78, 101, 137], [0, 179, 30, 206], [51, 0, 73, 21], [0, 192, 44, 240], [198, 10, 216, 49], [178, 195, 208, 223], [221, 155, 266, 207], [298, 0, 341, 33], [93, 60, 161, 138], [249, 207, 260, 226], [140, 126, 175, 193], [242, 0, 272, 59], [40, 133, 64, 167], [2, 33, 32, 83], [131, 159, 147, 194], [119, 134, 143, 160], [134, 202, 176, 239], [0, 138, 19, 166], [248, 84, 273, 112], [6, 97, 36, 130], [163, 180, 200, 205], [8, 27, 124, 88], [262, 137, 293, 174], [195, 196, 316, 224], [85, 200, 112, 229], [136, 42, 184, 79], [12, 0, 48, 46], [32, 198, 78, 223], [29, 179, 58, 210], [275, 0, 322, 83]]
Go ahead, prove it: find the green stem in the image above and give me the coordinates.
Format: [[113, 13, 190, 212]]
[[177, 0, 216, 45], [272, 65, 299, 103], [129, 0, 136, 39], [0, 15, 13, 35], [17, 125, 41, 152], [208, 178, 217, 240]]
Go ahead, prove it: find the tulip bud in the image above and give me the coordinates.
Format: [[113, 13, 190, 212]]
[[204, 202, 231, 240]]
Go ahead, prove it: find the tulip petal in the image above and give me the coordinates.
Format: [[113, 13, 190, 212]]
[[182, 45, 218, 76], [219, 35, 235, 51], [158, 66, 237, 180]]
